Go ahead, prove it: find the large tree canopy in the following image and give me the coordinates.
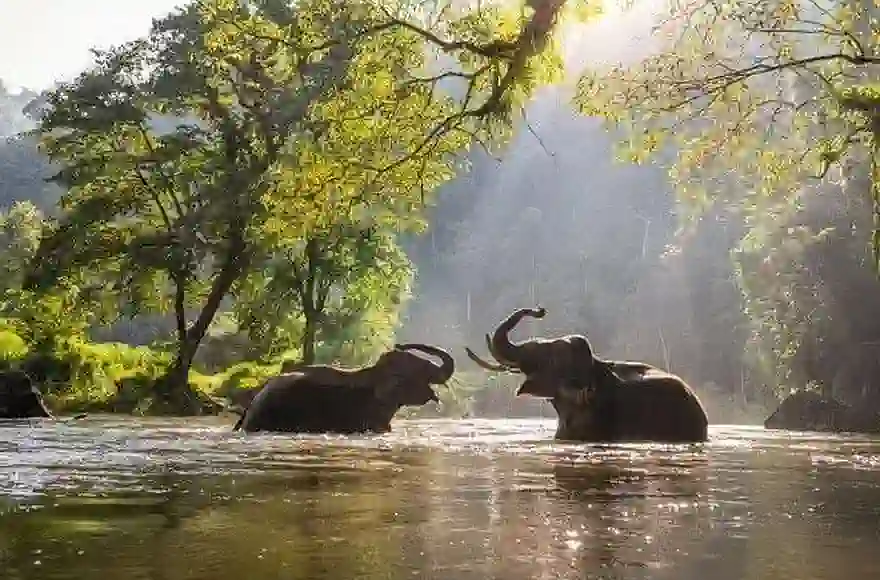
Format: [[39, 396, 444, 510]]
[[20, 0, 597, 412], [576, 0, 879, 240], [572, 0, 880, 397]]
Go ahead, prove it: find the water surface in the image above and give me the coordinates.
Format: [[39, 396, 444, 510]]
[[1, 417, 879, 579]]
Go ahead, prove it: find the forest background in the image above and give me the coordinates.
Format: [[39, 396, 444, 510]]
[[1, 0, 878, 422]]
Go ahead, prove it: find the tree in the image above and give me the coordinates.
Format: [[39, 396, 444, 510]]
[[573, 0, 880, 397], [576, 0, 879, 238], [0, 201, 45, 293], [22, 0, 576, 412], [235, 225, 412, 365]]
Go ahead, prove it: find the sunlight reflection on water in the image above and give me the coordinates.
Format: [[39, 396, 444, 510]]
[[0, 417, 879, 580]]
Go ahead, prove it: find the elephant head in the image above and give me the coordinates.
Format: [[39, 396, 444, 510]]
[[0, 370, 53, 419], [287, 343, 455, 405], [465, 307, 604, 397], [369, 343, 455, 405], [233, 343, 456, 434]]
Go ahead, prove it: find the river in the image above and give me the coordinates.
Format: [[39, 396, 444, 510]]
[[0, 417, 878, 579]]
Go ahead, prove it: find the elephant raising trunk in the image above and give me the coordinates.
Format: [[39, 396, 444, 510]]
[[489, 307, 592, 374], [394, 343, 456, 384], [467, 307, 600, 382], [465, 307, 709, 443], [233, 342, 456, 434]]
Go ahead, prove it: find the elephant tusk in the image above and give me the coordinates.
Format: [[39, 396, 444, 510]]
[[464, 347, 522, 373]]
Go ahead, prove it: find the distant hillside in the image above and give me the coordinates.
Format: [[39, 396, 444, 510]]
[[0, 80, 39, 137], [0, 80, 64, 212]]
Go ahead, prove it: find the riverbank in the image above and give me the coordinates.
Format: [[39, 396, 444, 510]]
[[39, 377, 771, 426], [3, 336, 771, 422]]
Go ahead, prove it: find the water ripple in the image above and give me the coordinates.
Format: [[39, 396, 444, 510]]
[[1, 418, 879, 580], [0, 417, 877, 500]]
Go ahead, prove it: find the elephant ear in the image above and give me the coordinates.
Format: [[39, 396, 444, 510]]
[[566, 336, 597, 379]]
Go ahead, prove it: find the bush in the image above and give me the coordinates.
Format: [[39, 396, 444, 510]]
[[0, 329, 28, 363], [30, 340, 172, 413], [213, 360, 283, 398], [112, 369, 227, 415]]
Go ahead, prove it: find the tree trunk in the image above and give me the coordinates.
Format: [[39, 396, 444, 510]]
[[173, 269, 188, 348], [301, 310, 318, 365], [155, 339, 201, 415], [155, 232, 248, 415], [297, 237, 325, 366]]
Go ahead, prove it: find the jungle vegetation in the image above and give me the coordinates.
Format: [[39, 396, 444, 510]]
[[0, 0, 877, 419]]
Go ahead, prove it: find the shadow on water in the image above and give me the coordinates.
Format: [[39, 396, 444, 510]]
[[1, 417, 879, 579]]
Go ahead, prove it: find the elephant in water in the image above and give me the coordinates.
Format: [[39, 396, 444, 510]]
[[465, 307, 709, 443], [0, 369, 54, 419], [764, 390, 880, 434], [0, 370, 89, 423], [225, 362, 318, 419], [228, 386, 262, 413], [233, 343, 455, 434]]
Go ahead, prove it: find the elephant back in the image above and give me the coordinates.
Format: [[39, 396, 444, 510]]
[[596, 374, 708, 442]]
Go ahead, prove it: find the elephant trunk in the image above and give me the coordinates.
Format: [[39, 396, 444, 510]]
[[395, 343, 455, 383], [490, 307, 544, 368]]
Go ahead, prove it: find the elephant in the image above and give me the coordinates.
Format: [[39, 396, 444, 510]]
[[764, 390, 880, 434], [0, 369, 86, 422], [233, 343, 455, 434], [465, 307, 709, 443], [280, 359, 305, 374], [0, 369, 53, 419], [228, 386, 262, 412], [223, 362, 311, 417]]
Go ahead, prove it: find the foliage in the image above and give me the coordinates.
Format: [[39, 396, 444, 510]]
[[11, 340, 172, 413], [23, 0, 563, 408], [578, 0, 876, 224], [235, 225, 413, 363], [0, 201, 46, 293], [2, 286, 95, 353], [573, 0, 880, 395], [0, 328, 28, 363], [0, 0, 608, 415]]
